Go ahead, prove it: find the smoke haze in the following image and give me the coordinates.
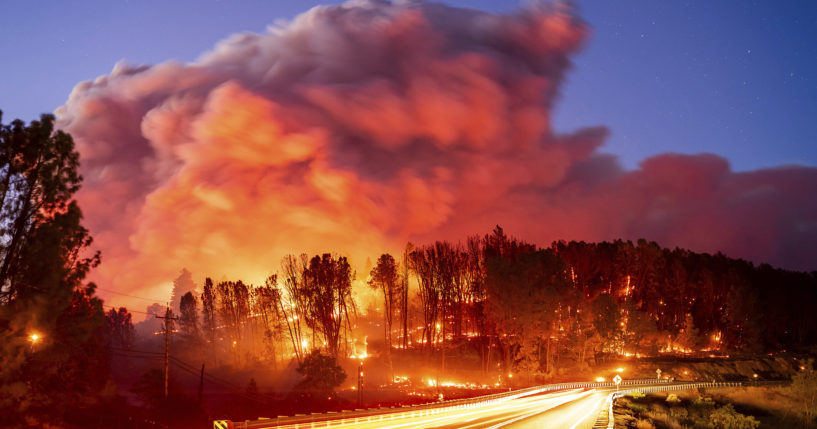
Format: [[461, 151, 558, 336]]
[[55, 0, 817, 308]]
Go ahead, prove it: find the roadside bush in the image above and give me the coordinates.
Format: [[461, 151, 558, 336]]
[[692, 396, 715, 410], [628, 402, 647, 413], [709, 404, 759, 429], [789, 362, 816, 424], [666, 393, 681, 404], [669, 406, 688, 420], [629, 390, 646, 399], [635, 419, 655, 429]]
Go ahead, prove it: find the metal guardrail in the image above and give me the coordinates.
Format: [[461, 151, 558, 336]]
[[233, 378, 670, 428]]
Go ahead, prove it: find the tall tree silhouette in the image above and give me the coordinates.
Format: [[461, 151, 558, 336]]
[[201, 278, 217, 355], [0, 112, 104, 426], [302, 254, 355, 359], [369, 253, 400, 379], [179, 292, 201, 344]]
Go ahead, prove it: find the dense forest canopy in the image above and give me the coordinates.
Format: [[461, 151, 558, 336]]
[[170, 226, 817, 381]]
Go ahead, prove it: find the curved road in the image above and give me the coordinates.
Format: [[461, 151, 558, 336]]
[[242, 386, 622, 429]]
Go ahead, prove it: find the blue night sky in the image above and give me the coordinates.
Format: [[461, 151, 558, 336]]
[[1, 0, 815, 171]]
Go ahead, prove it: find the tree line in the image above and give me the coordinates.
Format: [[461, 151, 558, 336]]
[[162, 226, 817, 382]]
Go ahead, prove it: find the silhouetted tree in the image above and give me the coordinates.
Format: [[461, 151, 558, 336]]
[[256, 274, 284, 366], [105, 307, 135, 349], [0, 112, 106, 426], [281, 254, 309, 362], [216, 280, 250, 362], [302, 254, 355, 359], [369, 253, 400, 379], [293, 350, 346, 399], [179, 292, 201, 344]]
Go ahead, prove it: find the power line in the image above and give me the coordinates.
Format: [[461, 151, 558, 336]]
[[110, 347, 164, 356], [104, 304, 154, 315], [97, 287, 167, 303], [108, 352, 266, 404], [110, 347, 278, 402]]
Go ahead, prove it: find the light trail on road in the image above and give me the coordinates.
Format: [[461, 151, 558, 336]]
[[244, 387, 613, 429], [239, 381, 744, 429]]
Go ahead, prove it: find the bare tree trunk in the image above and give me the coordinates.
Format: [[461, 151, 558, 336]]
[[545, 336, 551, 375], [440, 300, 446, 387]]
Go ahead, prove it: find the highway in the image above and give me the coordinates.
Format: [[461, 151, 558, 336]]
[[229, 380, 746, 429], [240, 386, 617, 429]]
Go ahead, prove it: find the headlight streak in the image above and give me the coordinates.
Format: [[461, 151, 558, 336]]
[[257, 389, 594, 429]]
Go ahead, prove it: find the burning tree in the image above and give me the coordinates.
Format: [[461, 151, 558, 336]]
[[281, 254, 309, 362], [369, 253, 401, 379], [302, 253, 355, 360], [255, 274, 286, 366]]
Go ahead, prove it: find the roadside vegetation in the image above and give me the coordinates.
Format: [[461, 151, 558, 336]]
[[615, 390, 758, 428], [614, 379, 817, 428]]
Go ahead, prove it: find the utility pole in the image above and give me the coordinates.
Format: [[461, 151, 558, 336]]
[[198, 363, 205, 405], [156, 307, 179, 399], [357, 360, 363, 407]]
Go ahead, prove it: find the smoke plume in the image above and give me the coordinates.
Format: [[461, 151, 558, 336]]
[[55, 0, 817, 307]]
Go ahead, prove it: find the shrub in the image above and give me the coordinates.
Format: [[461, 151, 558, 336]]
[[635, 419, 655, 429], [669, 406, 688, 420], [789, 362, 816, 424], [628, 402, 647, 413], [293, 350, 346, 398], [666, 393, 681, 404], [692, 396, 715, 409], [629, 390, 646, 399], [709, 404, 760, 429]]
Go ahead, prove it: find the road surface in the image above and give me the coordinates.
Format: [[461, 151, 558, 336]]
[[242, 386, 618, 429]]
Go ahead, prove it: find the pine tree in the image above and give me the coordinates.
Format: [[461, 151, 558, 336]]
[[0, 112, 105, 426]]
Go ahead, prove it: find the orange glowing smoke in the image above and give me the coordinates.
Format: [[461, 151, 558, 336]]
[[56, 1, 817, 311]]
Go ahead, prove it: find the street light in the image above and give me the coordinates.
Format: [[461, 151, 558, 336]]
[[356, 355, 366, 407], [28, 332, 42, 352]]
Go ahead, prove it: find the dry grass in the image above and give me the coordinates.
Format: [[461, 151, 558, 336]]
[[711, 386, 807, 427], [616, 387, 809, 428], [643, 410, 682, 429]]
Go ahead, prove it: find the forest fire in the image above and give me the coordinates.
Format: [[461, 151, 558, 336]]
[[1, 0, 816, 427], [97, 225, 813, 419]]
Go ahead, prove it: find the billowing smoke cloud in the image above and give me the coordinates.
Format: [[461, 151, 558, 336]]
[[56, 0, 817, 307]]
